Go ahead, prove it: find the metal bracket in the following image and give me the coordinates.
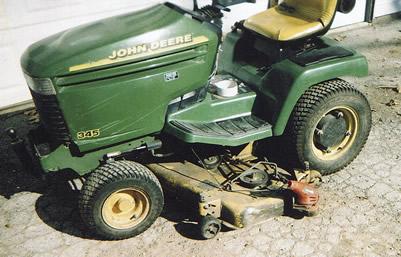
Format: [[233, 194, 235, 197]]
[[199, 193, 222, 218]]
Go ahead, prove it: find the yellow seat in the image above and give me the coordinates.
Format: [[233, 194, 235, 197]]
[[244, 0, 338, 41]]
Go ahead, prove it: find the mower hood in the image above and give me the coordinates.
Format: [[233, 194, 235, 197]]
[[21, 4, 202, 78]]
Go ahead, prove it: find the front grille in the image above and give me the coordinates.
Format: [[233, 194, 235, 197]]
[[30, 89, 71, 142]]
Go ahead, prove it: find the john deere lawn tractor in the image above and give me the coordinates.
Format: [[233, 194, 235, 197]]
[[9, 0, 371, 239]]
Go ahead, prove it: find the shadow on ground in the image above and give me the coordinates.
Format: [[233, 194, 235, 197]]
[[0, 111, 211, 240], [33, 175, 234, 241], [0, 110, 220, 240], [0, 110, 307, 241]]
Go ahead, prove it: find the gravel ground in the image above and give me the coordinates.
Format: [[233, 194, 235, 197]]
[[0, 15, 400, 257]]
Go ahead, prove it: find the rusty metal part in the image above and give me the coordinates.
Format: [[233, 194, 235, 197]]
[[238, 168, 269, 188], [147, 162, 285, 228], [199, 193, 222, 217], [294, 169, 323, 188], [234, 142, 258, 161], [218, 159, 291, 191]]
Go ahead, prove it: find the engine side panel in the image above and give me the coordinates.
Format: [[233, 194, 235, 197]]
[[61, 49, 213, 152]]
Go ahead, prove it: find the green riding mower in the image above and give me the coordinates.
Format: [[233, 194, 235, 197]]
[[8, 0, 371, 240]]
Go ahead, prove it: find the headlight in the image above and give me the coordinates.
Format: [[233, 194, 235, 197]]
[[24, 74, 56, 95]]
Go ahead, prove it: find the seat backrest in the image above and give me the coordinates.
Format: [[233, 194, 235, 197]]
[[283, 0, 338, 26]]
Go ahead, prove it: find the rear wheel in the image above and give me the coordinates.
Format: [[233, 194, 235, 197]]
[[79, 161, 164, 240], [288, 79, 371, 175]]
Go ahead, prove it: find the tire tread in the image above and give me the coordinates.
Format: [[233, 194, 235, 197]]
[[78, 161, 163, 240], [289, 79, 371, 175]]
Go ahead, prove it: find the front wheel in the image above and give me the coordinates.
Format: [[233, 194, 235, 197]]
[[289, 79, 371, 175], [79, 161, 164, 240], [199, 215, 221, 239]]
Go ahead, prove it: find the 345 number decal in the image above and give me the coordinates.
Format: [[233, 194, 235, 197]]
[[77, 129, 100, 139]]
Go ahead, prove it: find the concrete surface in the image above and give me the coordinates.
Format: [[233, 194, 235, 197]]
[[0, 15, 400, 257]]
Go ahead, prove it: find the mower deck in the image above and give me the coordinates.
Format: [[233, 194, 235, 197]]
[[147, 161, 285, 228]]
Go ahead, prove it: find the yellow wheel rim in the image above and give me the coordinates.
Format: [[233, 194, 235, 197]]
[[311, 106, 358, 161], [102, 188, 150, 229]]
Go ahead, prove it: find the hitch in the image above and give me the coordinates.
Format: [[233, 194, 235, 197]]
[[7, 128, 41, 178]]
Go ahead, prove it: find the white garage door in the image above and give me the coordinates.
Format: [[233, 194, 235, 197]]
[[374, 0, 401, 17], [1, 0, 400, 110], [0, 0, 267, 110], [332, 1, 367, 28], [0, 0, 174, 109]]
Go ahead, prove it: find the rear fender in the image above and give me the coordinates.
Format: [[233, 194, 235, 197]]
[[260, 50, 368, 136]]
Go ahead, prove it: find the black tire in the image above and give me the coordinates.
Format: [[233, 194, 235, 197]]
[[199, 215, 221, 240], [79, 161, 164, 240], [288, 79, 371, 175]]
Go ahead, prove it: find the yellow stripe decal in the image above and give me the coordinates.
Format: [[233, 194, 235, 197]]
[[69, 35, 209, 72]]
